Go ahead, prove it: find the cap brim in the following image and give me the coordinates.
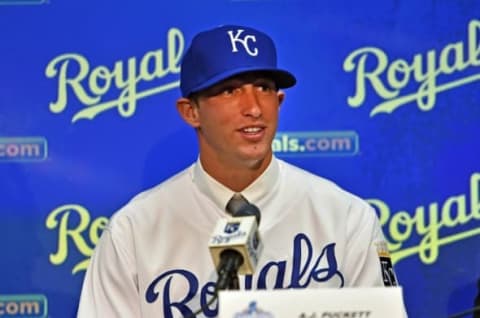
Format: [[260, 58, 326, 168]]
[[186, 66, 296, 96]]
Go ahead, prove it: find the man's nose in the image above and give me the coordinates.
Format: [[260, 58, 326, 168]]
[[240, 86, 262, 118]]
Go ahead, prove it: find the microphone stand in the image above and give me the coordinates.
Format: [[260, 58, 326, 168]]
[[448, 306, 480, 318], [449, 279, 480, 318], [228, 272, 240, 290]]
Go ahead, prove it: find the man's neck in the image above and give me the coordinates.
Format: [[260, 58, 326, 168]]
[[199, 154, 272, 192]]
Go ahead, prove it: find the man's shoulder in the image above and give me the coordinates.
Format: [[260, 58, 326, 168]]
[[132, 164, 194, 203], [278, 159, 342, 191], [277, 158, 369, 207], [108, 164, 195, 221]]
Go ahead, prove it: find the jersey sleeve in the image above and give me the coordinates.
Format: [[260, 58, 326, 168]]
[[76, 214, 141, 317], [343, 199, 398, 287]]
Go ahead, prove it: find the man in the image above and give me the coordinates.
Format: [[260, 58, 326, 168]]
[[77, 24, 398, 318]]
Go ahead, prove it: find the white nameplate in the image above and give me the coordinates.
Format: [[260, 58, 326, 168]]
[[219, 287, 406, 317]]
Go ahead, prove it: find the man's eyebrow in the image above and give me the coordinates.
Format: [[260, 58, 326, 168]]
[[229, 76, 274, 84], [252, 77, 275, 83], [200, 75, 276, 95]]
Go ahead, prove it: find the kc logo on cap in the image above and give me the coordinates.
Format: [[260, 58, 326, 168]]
[[227, 29, 259, 56], [179, 25, 296, 97]]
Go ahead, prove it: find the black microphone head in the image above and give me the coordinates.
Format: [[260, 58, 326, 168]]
[[234, 203, 261, 225]]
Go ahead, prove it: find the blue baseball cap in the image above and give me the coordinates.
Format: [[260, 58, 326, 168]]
[[180, 25, 296, 97]]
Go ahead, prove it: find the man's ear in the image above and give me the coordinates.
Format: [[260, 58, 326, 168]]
[[277, 91, 285, 108], [176, 97, 200, 128]]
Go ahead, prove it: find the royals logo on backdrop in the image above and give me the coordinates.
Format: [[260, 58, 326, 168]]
[[44, 28, 183, 122], [368, 172, 480, 265], [344, 19, 480, 117]]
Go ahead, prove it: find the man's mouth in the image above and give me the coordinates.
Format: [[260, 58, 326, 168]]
[[241, 127, 264, 134]]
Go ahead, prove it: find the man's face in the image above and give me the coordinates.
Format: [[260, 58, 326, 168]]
[[191, 72, 285, 168]]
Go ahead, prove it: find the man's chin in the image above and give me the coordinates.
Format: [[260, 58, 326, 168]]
[[238, 149, 272, 168]]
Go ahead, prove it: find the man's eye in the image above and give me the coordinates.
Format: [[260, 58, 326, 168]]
[[223, 87, 235, 94], [218, 86, 236, 95], [257, 83, 275, 92]]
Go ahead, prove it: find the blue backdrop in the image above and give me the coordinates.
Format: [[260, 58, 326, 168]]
[[1, 1, 480, 317]]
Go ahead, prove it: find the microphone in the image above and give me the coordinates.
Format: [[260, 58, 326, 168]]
[[186, 205, 262, 318], [209, 203, 263, 291]]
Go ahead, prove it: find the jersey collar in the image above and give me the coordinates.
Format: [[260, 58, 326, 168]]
[[192, 157, 280, 213]]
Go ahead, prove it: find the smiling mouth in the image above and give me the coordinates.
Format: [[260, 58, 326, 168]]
[[241, 127, 264, 133]]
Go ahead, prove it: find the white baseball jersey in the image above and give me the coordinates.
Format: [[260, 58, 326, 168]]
[[77, 157, 398, 318]]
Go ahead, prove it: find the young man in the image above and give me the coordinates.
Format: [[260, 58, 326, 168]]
[[77, 25, 398, 318]]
